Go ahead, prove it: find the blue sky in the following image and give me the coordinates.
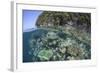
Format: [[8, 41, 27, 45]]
[[23, 10, 43, 32]]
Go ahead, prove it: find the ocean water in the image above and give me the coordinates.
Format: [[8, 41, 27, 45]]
[[23, 30, 33, 62]]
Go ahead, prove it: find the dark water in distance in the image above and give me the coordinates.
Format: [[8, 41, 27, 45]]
[[23, 29, 34, 62]]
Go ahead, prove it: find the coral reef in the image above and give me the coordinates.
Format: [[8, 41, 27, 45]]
[[28, 26, 91, 61]]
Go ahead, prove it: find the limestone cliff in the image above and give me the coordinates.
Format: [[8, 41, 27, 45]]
[[36, 11, 91, 33]]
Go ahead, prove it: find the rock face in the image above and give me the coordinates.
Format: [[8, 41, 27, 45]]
[[36, 11, 91, 33]]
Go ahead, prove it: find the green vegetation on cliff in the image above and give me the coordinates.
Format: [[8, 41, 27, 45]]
[[36, 11, 91, 33]]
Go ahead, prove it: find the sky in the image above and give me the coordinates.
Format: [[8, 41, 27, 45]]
[[23, 10, 43, 32]]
